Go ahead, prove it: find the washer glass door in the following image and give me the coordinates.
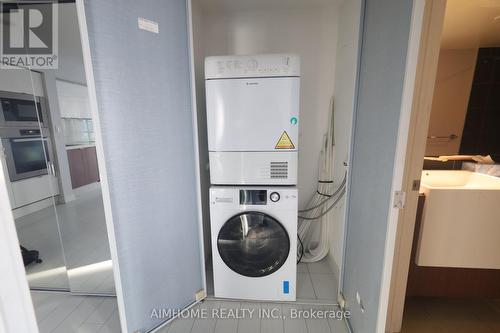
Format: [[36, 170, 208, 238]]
[[217, 212, 290, 277]]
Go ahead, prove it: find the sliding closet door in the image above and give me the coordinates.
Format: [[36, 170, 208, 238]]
[[77, 0, 204, 332], [340, 0, 414, 332]]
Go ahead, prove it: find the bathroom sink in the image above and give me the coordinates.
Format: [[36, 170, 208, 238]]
[[420, 170, 500, 190], [416, 170, 500, 269]]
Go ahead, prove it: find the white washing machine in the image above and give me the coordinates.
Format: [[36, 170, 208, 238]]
[[205, 54, 300, 185], [210, 186, 297, 301]]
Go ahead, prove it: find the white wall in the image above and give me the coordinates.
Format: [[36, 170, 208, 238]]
[[191, 1, 362, 272], [327, 0, 362, 273], [56, 80, 92, 119], [194, 2, 339, 209], [425, 48, 477, 156]]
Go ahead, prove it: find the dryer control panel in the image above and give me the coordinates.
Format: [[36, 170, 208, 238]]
[[205, 54, 300, 79]]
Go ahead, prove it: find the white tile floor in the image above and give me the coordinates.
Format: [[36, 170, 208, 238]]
[[206, 259, 338, 302], [55, 185, 114, 294], [16, 205, 70, 290], [32, 292, 348, 333], [159, 300, 348, 333], [296, 261, 338, 301], [31, 292, 119, 333], [32, 259, 344, 333], [16, 184, 114, 294]]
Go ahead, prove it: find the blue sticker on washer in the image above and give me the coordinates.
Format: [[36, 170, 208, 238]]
[[283, 280, 289, 294]]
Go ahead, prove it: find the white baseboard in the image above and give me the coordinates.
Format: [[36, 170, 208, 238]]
[[12, 197, 55, 219]]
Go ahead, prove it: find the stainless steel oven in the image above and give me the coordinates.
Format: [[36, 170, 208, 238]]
[[0, 91, 48, 128], [1, 127, 54, 182]]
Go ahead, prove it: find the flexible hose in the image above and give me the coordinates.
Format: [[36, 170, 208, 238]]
[[298, 187, 345, 220], [297, 96, 347, 263], [298, 171, 347, 214]]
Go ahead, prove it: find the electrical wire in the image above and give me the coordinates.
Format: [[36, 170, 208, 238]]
[[298, 187, 345, 220], [298, 171, 347, 213], [297, 234, 304, 264], [297, 96, 347, 262]]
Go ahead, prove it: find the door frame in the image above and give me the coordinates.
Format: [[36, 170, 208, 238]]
[[339, 0, 428, 331], [384, 1, 447, 332], [370, 1, 429, 331]]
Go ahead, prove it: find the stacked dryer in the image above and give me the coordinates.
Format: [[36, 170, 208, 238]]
[[206, 54, 300, 301]]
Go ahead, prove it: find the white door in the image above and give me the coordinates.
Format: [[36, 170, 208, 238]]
[[340, 0, 418, 332], [78, 0, 205, 332]]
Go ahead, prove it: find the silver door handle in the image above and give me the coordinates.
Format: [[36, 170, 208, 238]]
[[47, 162, 56, 176]]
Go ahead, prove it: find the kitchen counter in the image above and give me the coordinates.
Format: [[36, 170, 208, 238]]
[[65, 143, 96, 150]]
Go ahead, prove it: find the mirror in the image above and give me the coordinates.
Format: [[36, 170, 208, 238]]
[[51, 2, 115, 295], [425, 2, 500, 164], [1, 2, 114, 295], [1, 68, 69, 290]]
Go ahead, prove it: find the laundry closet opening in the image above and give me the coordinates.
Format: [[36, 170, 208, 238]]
[[190, 0, 360, 303]]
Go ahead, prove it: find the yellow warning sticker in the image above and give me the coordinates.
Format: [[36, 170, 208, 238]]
[[275, 131, 295, 149]]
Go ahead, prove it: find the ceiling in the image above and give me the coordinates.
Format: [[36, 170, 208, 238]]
[[441, 0, 500, 49]]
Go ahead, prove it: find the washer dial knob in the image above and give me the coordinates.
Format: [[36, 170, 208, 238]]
[[270, 192, 280, 202]]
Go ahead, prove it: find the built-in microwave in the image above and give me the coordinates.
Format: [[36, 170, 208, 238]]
[[0, 127, 54, 182], [0, 91, 48, 128]]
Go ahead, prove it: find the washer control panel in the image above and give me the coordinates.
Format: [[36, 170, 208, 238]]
[[205, 54, 300, 79], [210, 187, 297, 209], [270, 192, 280, 202]]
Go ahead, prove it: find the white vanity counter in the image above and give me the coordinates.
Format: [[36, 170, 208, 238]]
[[417, 170, 500, 269]]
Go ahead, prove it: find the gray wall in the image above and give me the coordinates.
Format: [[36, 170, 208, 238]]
[[82, 0, 203, 332], [341, 0, 413, 331]]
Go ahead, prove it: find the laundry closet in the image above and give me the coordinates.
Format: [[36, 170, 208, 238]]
[[189, 0, 356, 302], [75, 0, 387, 331]]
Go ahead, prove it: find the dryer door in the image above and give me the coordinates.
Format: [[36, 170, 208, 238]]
[[206, 77, 299, 152], [217, 212, 290, 277]]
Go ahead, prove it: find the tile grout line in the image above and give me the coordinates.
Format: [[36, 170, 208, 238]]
[[324, 304, 335, 333], [75, 297, 106, 332], [86, 300, 118, 329], [48, 297, 87, 333], [35, 293, 71, 326], [259, 303, 262, 333], [101, 308, 120, 333], [209, 301, 218, 333], [212, 302, 220, 333], [186, 311, 197, 333], [235, 302, 241, 333], [281, 303, 285, 333], [303, 308, 311, 333], [308, 271, 319, 300]]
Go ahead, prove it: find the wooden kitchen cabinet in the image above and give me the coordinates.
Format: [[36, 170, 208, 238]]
[[67, 146, 100, 189]]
